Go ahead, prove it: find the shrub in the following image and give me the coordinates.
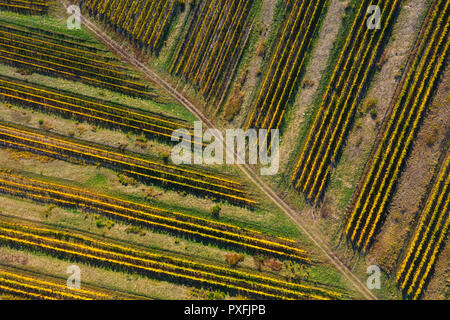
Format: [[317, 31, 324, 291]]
[[117, 173, 138, 186], [302, 78, 314, 88], [284, 261, 310, 282], [40, 120, 53, 131], [237, 71, 247, 87], [224, 84, 244, 121], [253, 255, 265, 271], [17, 68, 33, 75], [96, 218, 115, 229], [43, 204, 55, 218], [256, 40, 266, 57], [211, 204, 221, 219], [213, 291, 225, 300], [125, 226, 146, 236], [425, 127, 439, 147], [376, 51, 389, 70], [136, 135, 147, 143], [265, 258, 283, 271], [144, 186, 159, 199], [96, 219, 106, 228], [225, 253, 244, 267], [362, 97, 378, 114]]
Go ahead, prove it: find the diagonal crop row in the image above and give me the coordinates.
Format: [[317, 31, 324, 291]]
[[0, 219, 344, 300], [0, 169, 306, 261], [80, 0, 182, 53], [0, 74, 192, 143], [291, 0, 403, 203], [0, 268, 113, 300], [0, 121, 256, 206], [0, 19, 108, 54], [0, 20, 156, 99], [0, 0, 49, 15], [170, 0, 255, 103], [395, 152, 449, 299], [246, 0, 327, 142], [0, 31, 125, 73], [345, 0, 449, 251]]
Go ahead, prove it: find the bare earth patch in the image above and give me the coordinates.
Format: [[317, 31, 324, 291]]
[[278, 0, 348, 175], [371, 66, 449, 277], [228, 0, 279, 127], [323, 0, 429, 224]]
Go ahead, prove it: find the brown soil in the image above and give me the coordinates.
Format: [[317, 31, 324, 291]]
[[278, 0, 348, 175], [227, 0, 279, 127], [322, 0, 429, 224], [422, 231, 449, 300], [370, 66, 450, 275]]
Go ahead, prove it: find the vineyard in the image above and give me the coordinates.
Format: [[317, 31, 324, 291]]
[[0, 74, 192, 143], [170, 0, 255, 104], [345, 0, 449, 251], [0, 267, 113, 299], [0, 0, 49, 15], [246, 0, 326, 137], [80, 0, 182, 53], [395, 152, 449, 299], [291, 0, 402, 203], [0, 2, 360, 301], [0, 0, 448, 302], [0, 170, 304, 261], [0, 121, 256, 206], [0, 219, 343, 300], [0, 20, 156, 98]]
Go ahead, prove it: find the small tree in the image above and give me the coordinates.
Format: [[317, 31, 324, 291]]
[[265, 258, 283, 271], [253, 255, 265, 272], [225, 253, 244, 268], [284, 261, 310, 282], [211, 204, 221, 219], [256, 40, 266, 57]]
